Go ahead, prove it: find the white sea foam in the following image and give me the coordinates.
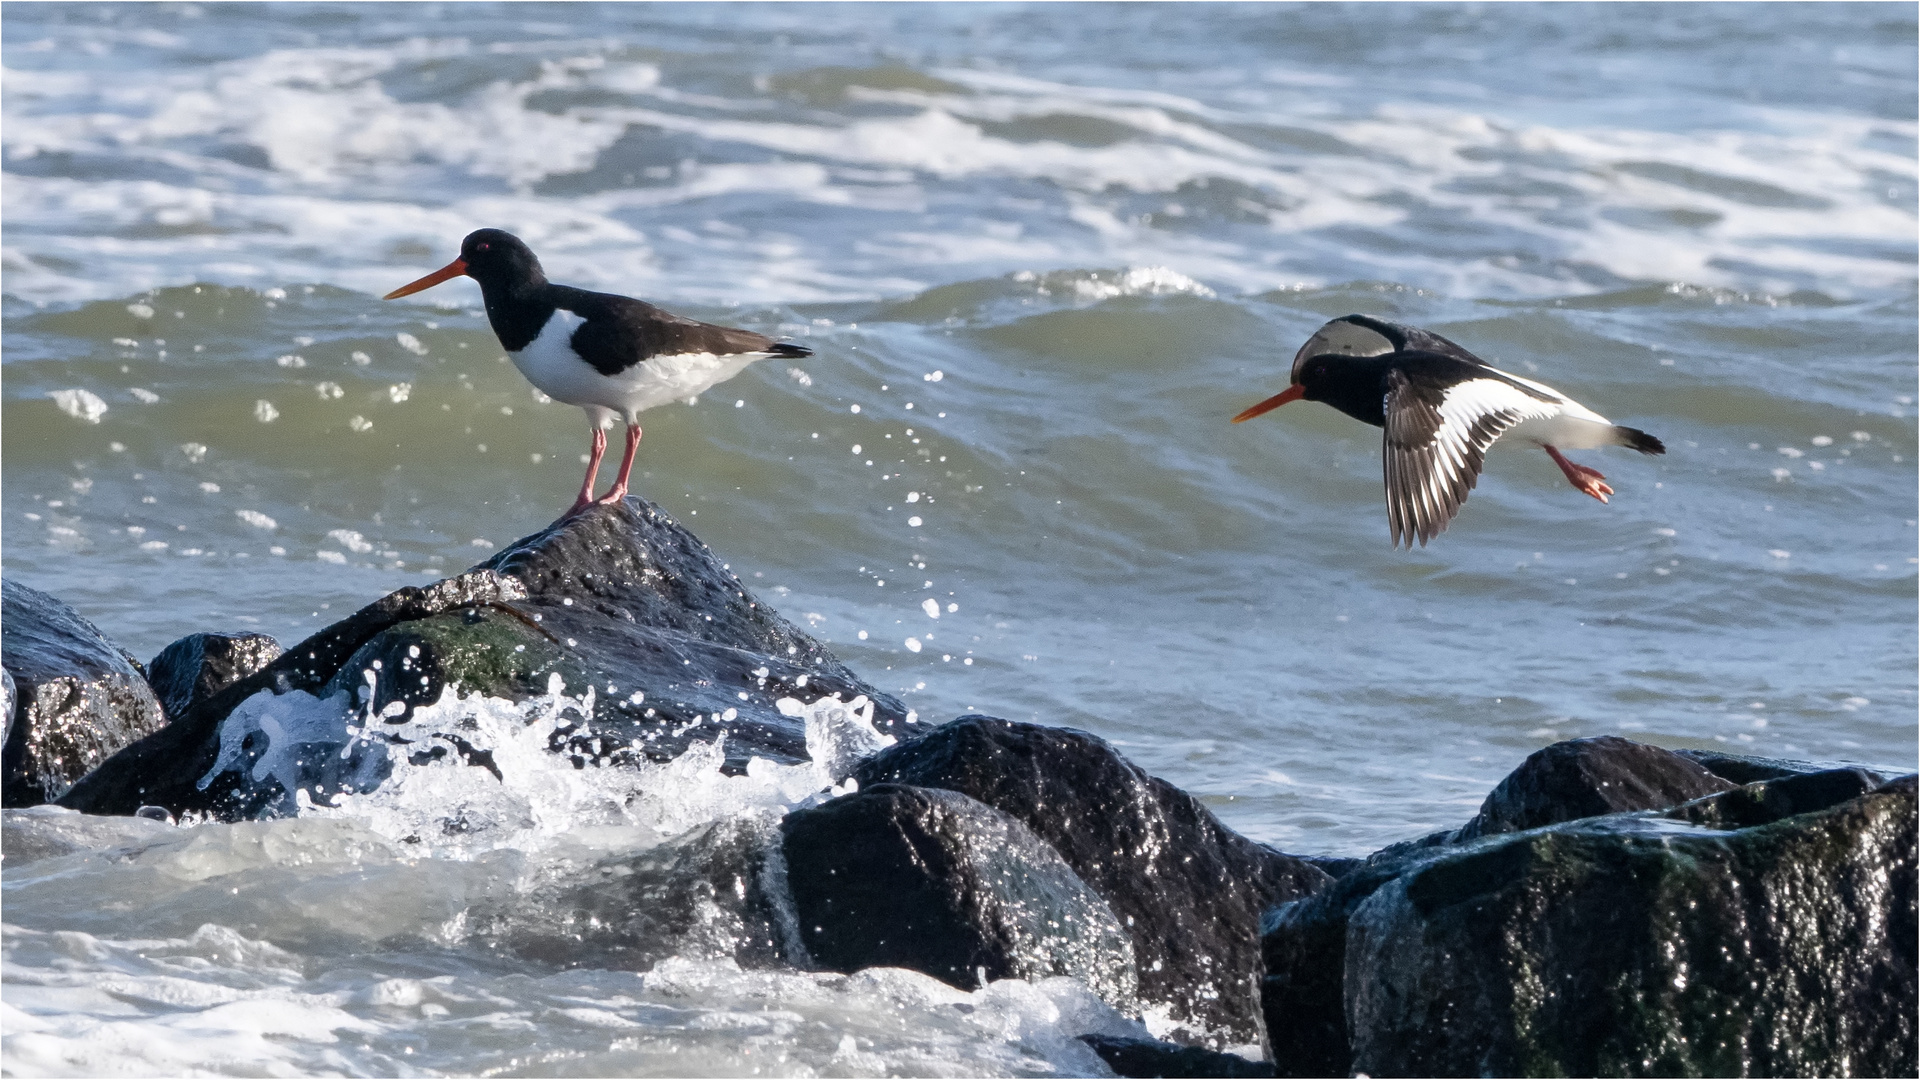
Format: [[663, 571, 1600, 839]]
[[0, 922, 1139, 1078], [324, 528, 374, 553], [1, 682, 1152, 1076], [183, 678, 898, 855], [48, 388, 107, 423], [1, 34, 1909, 305]]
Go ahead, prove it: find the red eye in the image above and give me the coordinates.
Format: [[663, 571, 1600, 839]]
[[477, 243, 491, 252]]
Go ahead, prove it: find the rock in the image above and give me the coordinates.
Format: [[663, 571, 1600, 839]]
[[2, 580, 166, 807], [1079, 1034, 1275, 1078], [1676, 746, 1890, 786], [59, 567, 526, 818], [478, 815, 794, 972], [337, 498, 909, 767], [780, 782, 1138, 1007], [1260, 855, 1405, 1076], [852, 716, 1330, 1049], [1453, 735, 1735, 841], [1669, 767, 1887, 830], [1263, 759, 1917, 1077], [64, 498, 907, 820], [1297, 854, 1363, 880], [146, 632, 283, 721]]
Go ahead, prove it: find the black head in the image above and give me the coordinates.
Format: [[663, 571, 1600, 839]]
[[1290, 354, 1346, 402], [384, 228, 545, 300], [1231, 314, 1401, 423], [1288, 314, 1405, 384], [457, 229, 544, 290]]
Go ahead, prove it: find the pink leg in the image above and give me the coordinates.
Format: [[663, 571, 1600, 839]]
[[1544, 445, 1613, 504], [566, 426, 609, 516], [593, 422, 642, 506]]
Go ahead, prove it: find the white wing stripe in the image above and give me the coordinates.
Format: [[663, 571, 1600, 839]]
[[1384, 375, 1570, 547]]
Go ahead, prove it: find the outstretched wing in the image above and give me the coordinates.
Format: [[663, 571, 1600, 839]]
[[1381, 369, 1557, 547]]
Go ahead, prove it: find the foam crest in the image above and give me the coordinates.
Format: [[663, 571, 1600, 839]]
[[2, 925, 1143, 1078], [288, 679, 897, 857], [6, 32, 1909, 305]]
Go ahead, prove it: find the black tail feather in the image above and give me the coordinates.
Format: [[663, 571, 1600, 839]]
[[1619, 426, 1665, 455], [768, 342, 812, 358]]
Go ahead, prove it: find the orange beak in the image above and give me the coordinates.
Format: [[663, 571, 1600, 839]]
[[1231, 384, 1306, 423], [383, 258, 468, 300]]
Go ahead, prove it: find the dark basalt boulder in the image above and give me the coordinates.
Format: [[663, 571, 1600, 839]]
[[780, 782, 1138, 1008], [60, 498, 908, 819], [1263, 748, 1917, 1077], [852, 716, 1332, 1049], [2, 580, 166, 807], [146, 632, 283, 721], [1079, 1034, 1275, 1079], [1453, 734, 1735, 841]]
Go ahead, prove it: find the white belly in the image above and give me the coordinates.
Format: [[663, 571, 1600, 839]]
[[508, 309, 769, 423], [1490, 369, 1619, 450], [1507, 411, 1620, 450]]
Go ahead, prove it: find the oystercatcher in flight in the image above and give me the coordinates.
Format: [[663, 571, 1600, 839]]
[[385, 229, 810, 515], [1232, 314, 1664, 547]]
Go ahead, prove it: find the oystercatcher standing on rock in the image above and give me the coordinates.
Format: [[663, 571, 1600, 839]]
[[1232, 314, 1664, 547], [386, 228, 811, 516]]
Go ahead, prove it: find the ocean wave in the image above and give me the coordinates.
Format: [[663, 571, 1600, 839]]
[[4, 35, 1912, 307]]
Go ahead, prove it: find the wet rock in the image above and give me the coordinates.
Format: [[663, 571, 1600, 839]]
[[780, 783, 1138, 1007], [1453, 735, 1735, 841], [1079, 1034, 1275, 1079], [64, 497, 906, 820], [852, 716, 1330, 1049], [1296, 854, 1363, 880], [481, 815, 793, 972], [1259, 853, 1410, 1076], [1675, 746, 1890, 786], [1668, 766, 1887, 829], [335, 499, 908, 768], [60, 568, 524, 818], [2, 580, 166, 807], [146, 632, 283, 721], [1263, 761, 1917, 1077]]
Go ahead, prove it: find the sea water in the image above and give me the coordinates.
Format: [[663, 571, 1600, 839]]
[[4, 3, 1914, 1074]]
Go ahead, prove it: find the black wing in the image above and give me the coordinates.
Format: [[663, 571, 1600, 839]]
[[1393, 322, 1492, 369], [562, 289, 809, 377]]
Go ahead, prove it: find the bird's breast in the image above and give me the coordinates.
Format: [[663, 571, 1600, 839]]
[[506, 308, 592, 399]]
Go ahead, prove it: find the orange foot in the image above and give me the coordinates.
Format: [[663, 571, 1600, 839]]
[[1544, 446, 1613, 504]]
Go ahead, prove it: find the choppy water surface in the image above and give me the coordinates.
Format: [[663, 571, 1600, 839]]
[[4, 3, 1915, 1074]]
